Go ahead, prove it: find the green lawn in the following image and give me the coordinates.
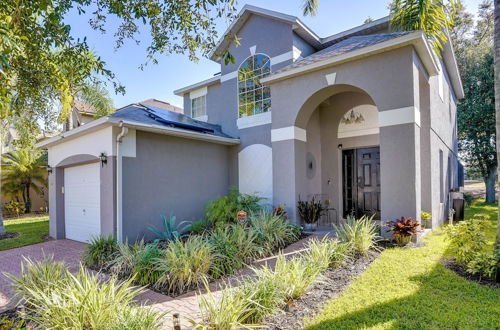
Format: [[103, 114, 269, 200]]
[[305, 200, 500, 329], [0, 215, 49, 251]]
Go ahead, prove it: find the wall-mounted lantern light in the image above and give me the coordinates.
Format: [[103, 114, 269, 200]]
[[46, 165, 53, 174], [337, 144, 343, 150], [99, 153, 108, 167]]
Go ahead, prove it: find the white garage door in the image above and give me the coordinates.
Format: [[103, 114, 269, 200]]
[[64, 163, 101, 243]]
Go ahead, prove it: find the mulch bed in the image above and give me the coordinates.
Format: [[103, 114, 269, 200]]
[[0, 232, 20, 241], [441, 258, 500, 289], [264, 249, 381, 330]]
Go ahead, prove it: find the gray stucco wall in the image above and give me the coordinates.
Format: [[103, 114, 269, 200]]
[[121, 131, 231, 241]]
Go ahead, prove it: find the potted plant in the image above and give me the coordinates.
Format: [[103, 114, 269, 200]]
[[297, 196, 324, 231], [387, 217, 421, 246], [420, 211, 431, 229]]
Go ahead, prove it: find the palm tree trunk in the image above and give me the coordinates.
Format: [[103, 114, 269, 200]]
[[494, 0, 500, 282], [485, 166, 497, 204]]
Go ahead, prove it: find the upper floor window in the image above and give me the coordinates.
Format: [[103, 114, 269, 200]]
[[238, 54, 271, 117], [191, 95, 206, 118]]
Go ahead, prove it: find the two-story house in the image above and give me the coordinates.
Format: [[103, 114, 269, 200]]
[[39, 5, 463, 243]]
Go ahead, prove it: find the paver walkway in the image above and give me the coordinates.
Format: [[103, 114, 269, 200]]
[[0, 239, 85, 313], [0, 235, 326, 329]]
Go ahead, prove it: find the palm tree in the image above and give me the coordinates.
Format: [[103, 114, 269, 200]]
[[493, 0, 499, 282], [2, 148, 47, 214]]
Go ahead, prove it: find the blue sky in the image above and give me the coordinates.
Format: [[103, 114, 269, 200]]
[[65, 0, 483, 109]]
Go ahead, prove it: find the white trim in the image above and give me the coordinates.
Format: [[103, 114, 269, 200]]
[[189, 86, 208, 99], [220, 70, 238, 82], [338, 127, 379, 138], [220, 50, 294, 83], [262, 31, 439, 85], [270, 51, 293, 66], [379, 106, 420, 127], [174, 76, 220, 96], [325, 72, 337, 85], [271, 126, 307, 142], [237, 111, 271, 129], [292, 46, 302, 61], [194, 115, 208, 122], [249, 45, 256, 55]]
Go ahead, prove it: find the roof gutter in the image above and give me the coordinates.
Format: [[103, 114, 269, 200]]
[[261, 31, 439, 85]]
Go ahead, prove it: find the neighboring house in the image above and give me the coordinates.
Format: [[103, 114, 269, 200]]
[[37, 5, 463, 243], [65, 98, 182, 131]]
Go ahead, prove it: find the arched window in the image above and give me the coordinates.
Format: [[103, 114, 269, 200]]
[[238, 54, 271, 117]]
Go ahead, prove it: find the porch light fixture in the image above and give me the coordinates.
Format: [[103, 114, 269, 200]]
[[46, 165, 53, 174], [99, 153, 108, 166], [337, 144, 343, 150], [341, 109, 365, 125]]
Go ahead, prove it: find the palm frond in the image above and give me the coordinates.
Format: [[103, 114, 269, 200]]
[[302, 0, 319, 16]]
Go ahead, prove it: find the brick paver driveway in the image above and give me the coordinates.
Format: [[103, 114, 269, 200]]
[[0, 239, 85, 313]]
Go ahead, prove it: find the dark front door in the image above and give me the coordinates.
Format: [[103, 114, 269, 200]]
[[342, 147, 381, 219]]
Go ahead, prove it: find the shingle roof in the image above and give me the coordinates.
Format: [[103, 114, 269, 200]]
[[112, 104, 234, 139], [273, 32, 412, 75], [139, 99, 183, 113]]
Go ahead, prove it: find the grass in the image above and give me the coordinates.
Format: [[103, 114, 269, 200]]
[[0, 215, 49, 251], [305, 199, 500, 329]]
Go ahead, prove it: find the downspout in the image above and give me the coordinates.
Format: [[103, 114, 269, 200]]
[[116, 121, 128, 243]]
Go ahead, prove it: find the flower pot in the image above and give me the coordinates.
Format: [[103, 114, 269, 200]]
[[394, 234, 412, 246], [304, 222, 317, 231]]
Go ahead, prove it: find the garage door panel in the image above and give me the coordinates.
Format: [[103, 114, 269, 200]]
[[64, 163, 101, 243]]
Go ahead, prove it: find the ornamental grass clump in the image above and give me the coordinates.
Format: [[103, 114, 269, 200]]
[[250, 211, 301, 253], [155, 236, 214, 294], [333, 215, 378, 256], [7, 258, 164, 329], [209, 224, 262, 278], [387, 217, 420, 246], [304, 237, 351, 270], [82, 235, 118, 270], [195, 279, 257, 330]]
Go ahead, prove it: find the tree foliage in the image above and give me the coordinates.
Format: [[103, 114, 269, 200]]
[[389, 0, 458, 54], [453, 1, 495, 202], [0, 0, 238, 121], [2, 147, 48, 213]]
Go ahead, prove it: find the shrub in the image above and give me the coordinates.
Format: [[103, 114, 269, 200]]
[[446, 217, 495, 278], [195, 279, 255, 330], [108, 240, 164, 287], [7, 259, 164, 329], [156, 236, 214, 294], [465, 251, 496, 279], [204, 188, 263, 226], [333, 215, 378, 256], [250, 211, 301, 253], [188, 219, 212, 234], [209, 225, 262, 278], [238, 271, 287, 323], [131, 243, 164, 286], [304, 237, 351, 270], [446, 217, 490, 265], [420, 211, 432, 221], [148, 214, 191, 242], [297, 195, 324, 224], [463, 192, 474, 206], [109, 240, 147, 278], [82, 235, 117, 270]]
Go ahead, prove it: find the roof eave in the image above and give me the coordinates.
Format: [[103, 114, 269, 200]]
[[36, 115, 240, 149], [261, 31, 439, 85], [442, 37, 464, 99], [174, 76, 221, 96], [208, 5, 320, 62]]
